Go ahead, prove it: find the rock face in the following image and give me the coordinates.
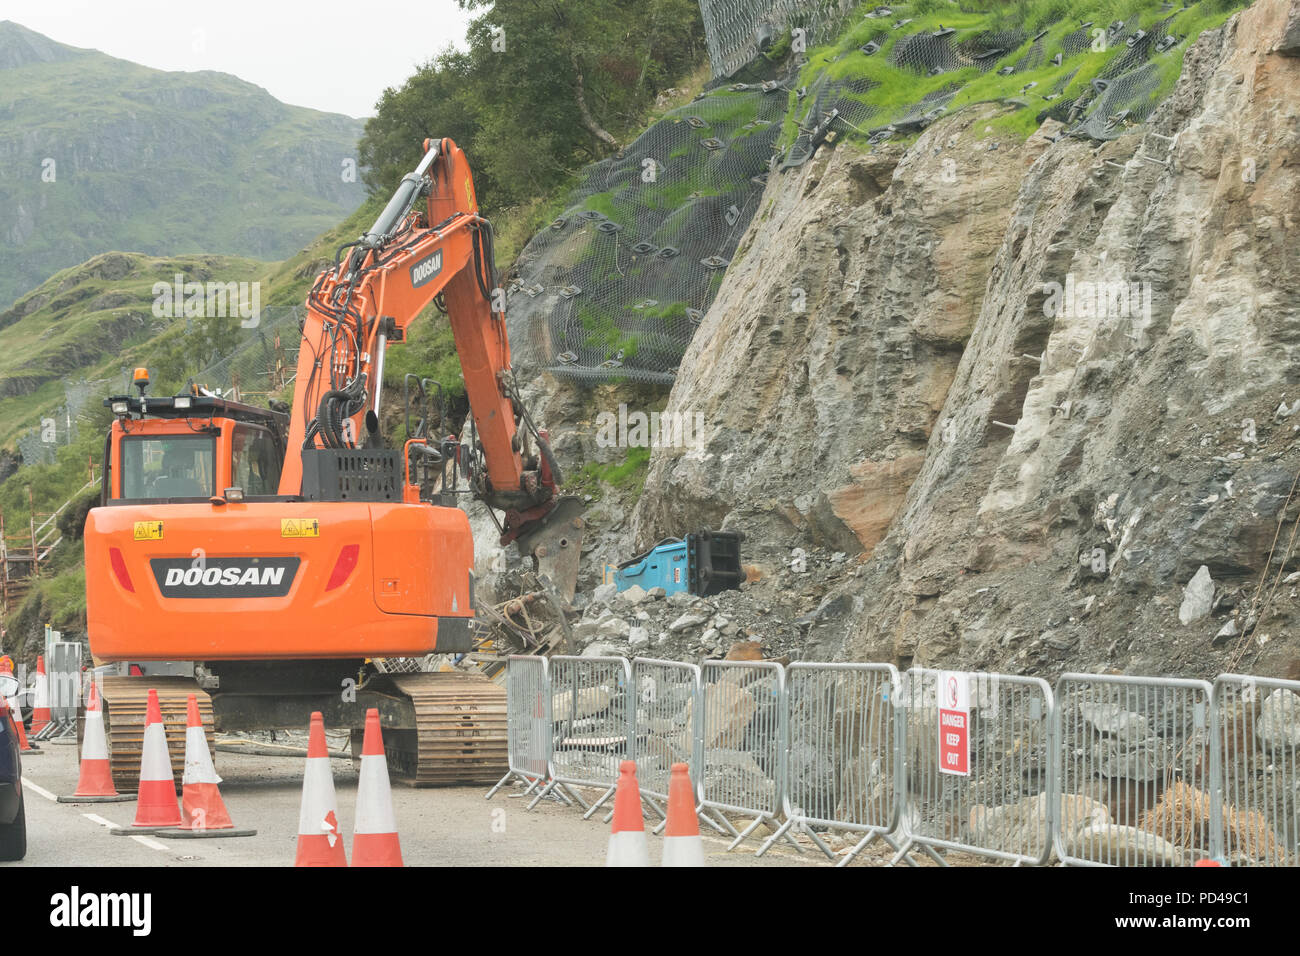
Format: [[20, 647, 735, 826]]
[[1279, 0, 1300, 53], [631, 0, 1300, 680], [1257, 688, 1300, 748], [630, 102, 1043, 571]]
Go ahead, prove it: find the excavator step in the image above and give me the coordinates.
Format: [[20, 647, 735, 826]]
[[354, 672, 507, 787], [96, 676, 216, 793]]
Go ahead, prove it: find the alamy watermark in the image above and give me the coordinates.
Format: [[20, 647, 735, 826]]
[[1042, 274, 1152, 322], [595, 404, 705, 449], [152, 274, 261, 328]]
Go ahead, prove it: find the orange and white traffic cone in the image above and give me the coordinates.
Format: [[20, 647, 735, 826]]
[[295, 711, 346, 866], [351, 708, 402, 867], [8, 693, 38, 754], [132, 688, 182, 827], [662, 763, 705, 867], [70, 681, 122, 798], [178, 695, 232, 830], [606, 760, 649, 867], [29, 655, 51, 735]]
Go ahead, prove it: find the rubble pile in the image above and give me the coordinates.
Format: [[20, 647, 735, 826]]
[[566, 546, 864, 663]]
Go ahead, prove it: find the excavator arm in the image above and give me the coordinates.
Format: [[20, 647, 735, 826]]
[[280, 138, 578, 565]]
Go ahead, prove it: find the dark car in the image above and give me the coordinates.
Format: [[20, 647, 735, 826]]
[[0, 670, 25, 861]]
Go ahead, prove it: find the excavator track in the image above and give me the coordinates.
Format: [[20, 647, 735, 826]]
[[98, 676, 216, 793], [357, 672, 507, 787]]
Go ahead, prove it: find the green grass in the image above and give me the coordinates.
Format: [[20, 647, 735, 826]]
[[568, 444, 652, 500], [579, 305, 641, 359], [0, 252, 267, 447]]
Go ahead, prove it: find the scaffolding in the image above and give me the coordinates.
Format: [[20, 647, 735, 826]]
[[1, 462, 100, 616]]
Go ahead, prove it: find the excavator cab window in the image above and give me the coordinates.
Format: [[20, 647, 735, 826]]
[[231, 424, 282, 496], [120, 435, 215, 500]]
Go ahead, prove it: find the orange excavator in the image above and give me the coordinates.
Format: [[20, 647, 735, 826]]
[[82, 139, 583, 787]]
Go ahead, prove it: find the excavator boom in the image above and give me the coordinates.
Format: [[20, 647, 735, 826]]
[[282, 138, 567, 542]]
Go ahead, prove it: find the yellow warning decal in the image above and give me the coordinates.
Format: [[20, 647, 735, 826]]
[[281, 518, 320, 538], [133, 521, 163, 541]]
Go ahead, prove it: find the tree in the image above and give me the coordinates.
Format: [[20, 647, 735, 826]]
[[358, 0, 704, 211]]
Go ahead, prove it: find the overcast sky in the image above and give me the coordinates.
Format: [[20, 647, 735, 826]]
[[6, 0, 474, 117]]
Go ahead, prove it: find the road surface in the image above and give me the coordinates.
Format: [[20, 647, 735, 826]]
[[3, 738, 819, 867]]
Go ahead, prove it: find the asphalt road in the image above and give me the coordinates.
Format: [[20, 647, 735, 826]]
[[4, 738, 817, 867]]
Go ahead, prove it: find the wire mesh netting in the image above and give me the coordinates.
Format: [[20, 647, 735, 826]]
[[701, 0, 861, 78], [16, 379, 104, 466], [15, 309, 299, 470], [189, 307, 302, 405], [505, 86, 787, 384], [773, 0, 1247, 169]]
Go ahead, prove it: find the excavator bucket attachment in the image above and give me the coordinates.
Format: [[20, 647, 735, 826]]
[[514, 495, 585, 603]]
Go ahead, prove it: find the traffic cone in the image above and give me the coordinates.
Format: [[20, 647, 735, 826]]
[[132, 689, 182, 827], [351, 708, 402, 867], [662, 763, 705, 867], [73, 682, 117, 796], [606, 760, 649, 867], [179, 695, 232, 830], [295, 712, 346, 866], [8, 694, 38, 754], [29, 655, 51, 734]]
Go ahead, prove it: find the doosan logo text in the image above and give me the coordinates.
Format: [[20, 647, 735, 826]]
[[163, 566, 286, 588], [151, 557, 299, 598], [409, 251, 443, 287], [50, 886, 151, 936]]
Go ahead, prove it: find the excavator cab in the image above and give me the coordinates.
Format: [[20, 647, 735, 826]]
[[89, 379, 476, 662], [102, 395, 282, 507]]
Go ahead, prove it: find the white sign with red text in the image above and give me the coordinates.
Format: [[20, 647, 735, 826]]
[[937, 671, 970, 776]]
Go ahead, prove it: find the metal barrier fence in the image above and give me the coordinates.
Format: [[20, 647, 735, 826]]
[[48, 641, 82, 726], [486, 656, 551, 800], [893, 669, 1053, 866], [534, 656, 633, 818], [759, 662, 905, 865], [490, 658, 1300, 867], [630, 658, 701, 811], [1055, 673, 1213, 866], [699, 660, 789, 850], [1212, 674, 1300, 867], [32, 638, 84, 740]]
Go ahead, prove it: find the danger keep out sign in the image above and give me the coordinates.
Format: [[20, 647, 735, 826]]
[[937, 671, 970, 776]]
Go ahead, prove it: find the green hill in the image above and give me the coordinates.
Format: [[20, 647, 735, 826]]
[[0, 20, 367, 311]]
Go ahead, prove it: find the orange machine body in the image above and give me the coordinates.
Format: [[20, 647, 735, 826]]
[[86, 415, 474, 661]]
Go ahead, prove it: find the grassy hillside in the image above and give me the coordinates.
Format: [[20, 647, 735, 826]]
[[0, 20, 367, 310], [0, 252, 266, 447]]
